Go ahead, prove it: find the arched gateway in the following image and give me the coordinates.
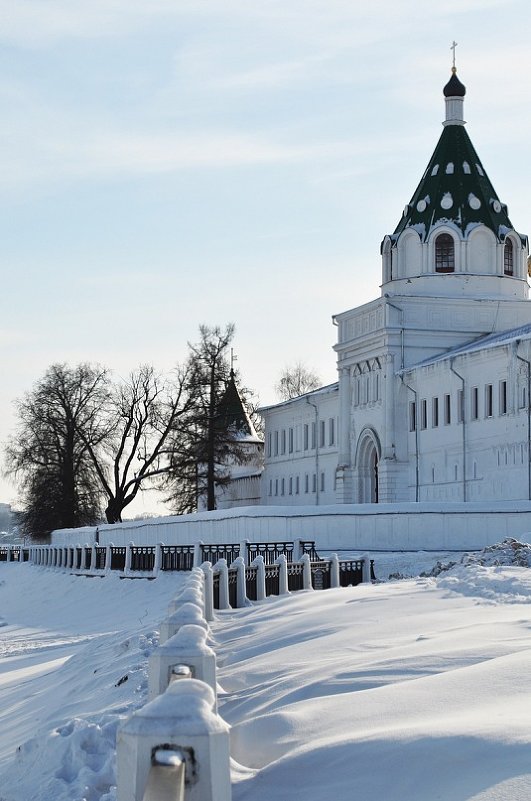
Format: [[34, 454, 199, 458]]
[[355, 429, 381, 504]]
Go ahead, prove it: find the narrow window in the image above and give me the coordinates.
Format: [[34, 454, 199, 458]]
[[471, 387, 479, 420], [457, 389, 464, 423], [319, 419, 325, 448], [499, 380, 507, 415], [420, 399, 427, 430], [268, 479, 272, 496], [312, 473, 317, 493], [329, 417, 335, 446], [320, 472, 325, 492], [289, 477, 293, 495], [311, 422, 316, 449], [275, 478, 278, 496], [274, 431, 279, 456], [281, 478, 285, 496], [504, 238, 514, 276], [444, 393, 451, 425], [432, 397, 439, 428], [288, 427, 294, 453], [485, 384, 493, 418], [435, 233, 455, 273], [409, 401, 416, 432], [295, 476, 300, 495], [303, 424, 309, 450], [304, 474, 309, 494], [281, 429, 286, 455], [267, 432, 272, 457]]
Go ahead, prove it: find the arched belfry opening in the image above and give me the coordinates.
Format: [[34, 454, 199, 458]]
[[355, 429, 381, 504]]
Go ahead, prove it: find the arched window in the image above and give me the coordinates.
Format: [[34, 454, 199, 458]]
[[504, 238, 514, 275], [435, 233, 455, 272]]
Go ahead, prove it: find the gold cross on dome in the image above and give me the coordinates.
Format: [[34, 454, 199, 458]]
[[450, 40, 458, 71]]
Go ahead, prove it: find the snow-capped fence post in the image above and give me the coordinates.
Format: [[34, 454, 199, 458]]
[[124, 541, 134, 576], [233, 556, 247, 608], [105, 543, 113, 574], [153, 542, 163, 577], [159, 603, 210, 645], [362, 553, 371, 583], [90, 542, 97, 573], [148, 624, 217, 705], [301, 554, 312, 590], [254, 555, 266, 601], [238, 539, 249, 566], [193, 541, 203, 569], [296, 539, 305, 561], [277, 554, 289, 595], [330, 554, 340, 588], [168, 586, 204, 617], [201, 562, 215, 622], [116, 679, 231, 801], [214, 559, 230, 610]]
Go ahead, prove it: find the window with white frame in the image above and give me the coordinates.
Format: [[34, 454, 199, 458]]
[[499, 380, 507, 415], [432, 397, 439, 428], [444, 393, 451, 425], [485, 384, 493, 418]]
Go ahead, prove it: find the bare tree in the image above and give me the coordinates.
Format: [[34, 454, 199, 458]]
[[275, 362, 321, 400], [78, 364, 193, 524], [4, 363, 110, 540]]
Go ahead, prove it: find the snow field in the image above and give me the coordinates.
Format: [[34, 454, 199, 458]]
[[2, 548, 531, 800]]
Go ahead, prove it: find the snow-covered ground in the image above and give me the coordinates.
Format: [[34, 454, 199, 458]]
[[2, 546, 531, 800]]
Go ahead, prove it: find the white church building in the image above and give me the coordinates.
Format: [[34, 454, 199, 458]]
[[259, 67, 531, 508]]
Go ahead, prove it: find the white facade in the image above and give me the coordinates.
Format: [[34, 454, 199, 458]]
[[259, 69, 531, 507]]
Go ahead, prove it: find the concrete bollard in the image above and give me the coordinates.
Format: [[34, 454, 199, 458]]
[[301, 553, 312, 590], [90, 542, 97, 572], [153, 542, 163, 577], [233, 557, 247, 608], [168, 587, 204, 616], [159, 603, 210, 645], [124, 541, 134, 576], [201, 563, 215, 623], [148, 624, 217, 705], [362, 553, 372, 583], [105, 542, 113, 574], [330, 553, 340, 588], [213, 559, 230, 610], [116, 679, 231, 801], [277, 554, 289, 595], [251, 556, 266, 602], [193, 541, 203, 569], [238, 540, 248, 566]]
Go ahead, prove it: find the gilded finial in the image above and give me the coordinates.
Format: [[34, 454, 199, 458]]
[[450, 40, 458, 73]]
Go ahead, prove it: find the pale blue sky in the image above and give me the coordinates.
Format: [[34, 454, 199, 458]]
[[2, 0, 530, 513]]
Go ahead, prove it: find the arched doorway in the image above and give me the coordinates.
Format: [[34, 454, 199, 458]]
[[356, 429, 381, 504]]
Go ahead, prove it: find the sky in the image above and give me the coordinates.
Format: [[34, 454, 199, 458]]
[[2, 0, 531, 511]]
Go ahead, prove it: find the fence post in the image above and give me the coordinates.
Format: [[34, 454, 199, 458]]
[[201, 562, 215, 622], [253, 555, 266, 601], [148, 624, 217, 705], [362, 553, 371, 583], [330, 553, 340, 588], [214, 559, 230, 610], [233, 556, 247, 608], [238, 539, 248, 566], [277, 554, 289, 595], [159, 603, 210, 645], [296, 538, 305, 561], [301, 553, 312, 590], [105, 543, 113, 574], [116, 679, 231, 801], [90, 542, 97, 572], [123, 541, 134, 576], [193, 540, 203, 568], [168, 586, 204, 617], [154, 542, 163, 577]]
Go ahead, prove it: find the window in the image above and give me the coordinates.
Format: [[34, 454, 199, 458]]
[[499, 380, 508, 415], [288, 427, 294, 453], [312, 473, 317, 493], [295, 476, 300, 495], [432, 397, 439, 428], [521, 384, 528, 410], [275, 479, 278, 496], [311, 421, 316, 449], [504, 238, 514, 276], [420, 399, 427, 430], [303, 424, 309, 450], [435, 233, 455, 273], [320, 472, 325, 492], [485, 384, 493, 418], [281, 429, 286, 455], [289, 477, 293, 495], [268, 479, 272, 496], [457, 389, 464, 423], [304, 474, 309, 494], [471, 387, 479, 420], [329, 417, 335, 446], [319, 419, 325, 448], [444, 393, 451, 425], [281, 478, 285, 496], [274, 431, 279, 456], [409, 401, 416, 432]]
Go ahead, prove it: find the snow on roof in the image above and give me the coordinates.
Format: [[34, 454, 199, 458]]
[[258, 382, 339, 414], [402, 322, 531, 373]]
